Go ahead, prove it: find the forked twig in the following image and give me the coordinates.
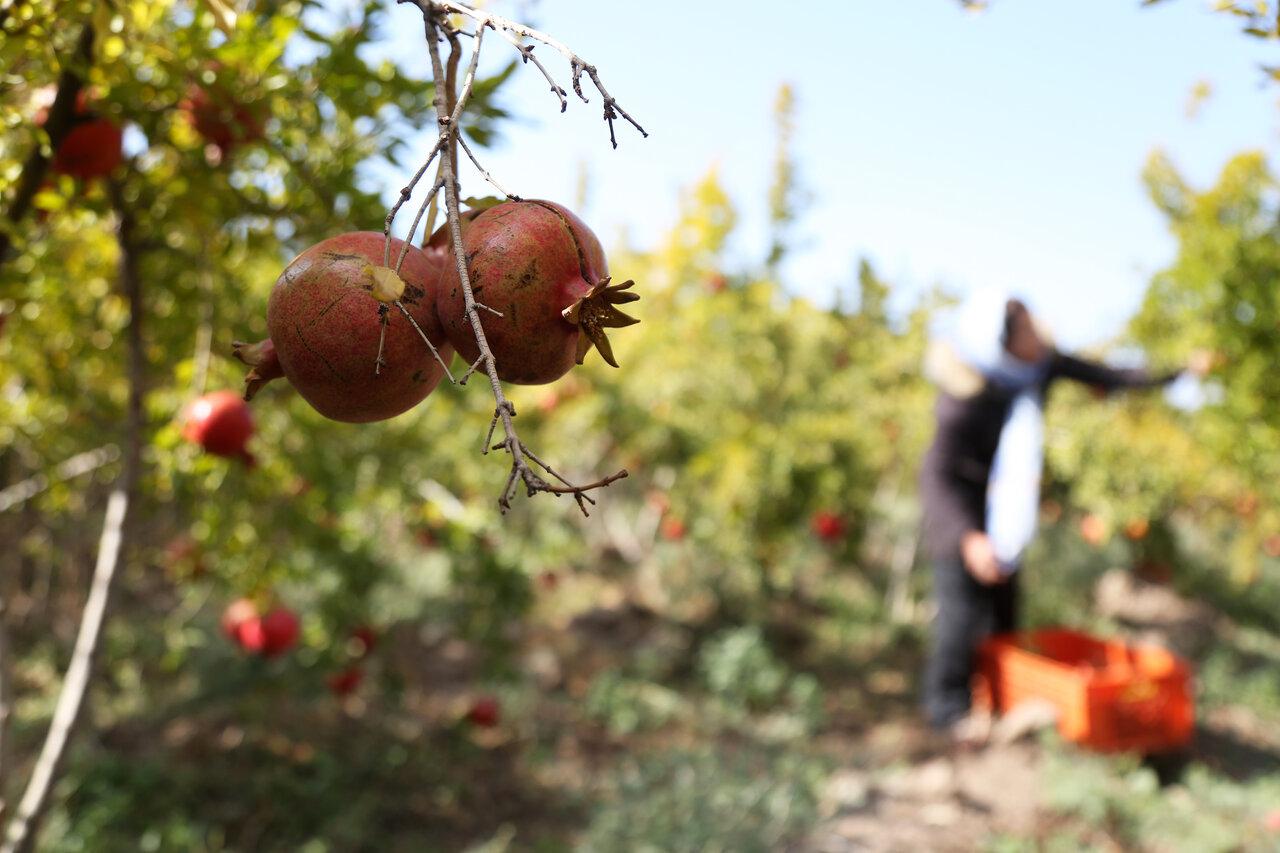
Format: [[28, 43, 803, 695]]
[[387, 0, 634, 513], [427, 0, 647, 148]]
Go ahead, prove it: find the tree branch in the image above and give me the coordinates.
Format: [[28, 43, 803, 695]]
[[426, 0, 646, 148], [399, 5, 628, 514], [0, 177, 144, 853], [0, 446, 122, 514], [0, 595, 11, 826]]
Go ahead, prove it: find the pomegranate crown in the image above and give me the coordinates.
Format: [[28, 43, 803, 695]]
[[561, 277, 639, 368]]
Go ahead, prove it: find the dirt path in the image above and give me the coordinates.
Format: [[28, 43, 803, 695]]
[[805, 734, 1042, 852]]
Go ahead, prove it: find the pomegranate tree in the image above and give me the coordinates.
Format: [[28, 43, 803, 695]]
[[435, 200, 638, 385], [235, 232, 452, 423]]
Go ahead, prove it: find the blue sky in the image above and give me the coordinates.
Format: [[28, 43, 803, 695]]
[[377, 0, 1279, 348]]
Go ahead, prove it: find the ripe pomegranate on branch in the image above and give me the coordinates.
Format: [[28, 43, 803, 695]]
[[235, 0, 646, 515]]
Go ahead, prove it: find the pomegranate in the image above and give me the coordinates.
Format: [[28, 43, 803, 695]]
[[238, 607, 300, 658], [222, 599, 299, 657], [182, 390, 255, 464], [221, 598, 259, 642], [466, 695, 500, 728], [660, 516, 687, 542], [811, 510, 846, 543], [236, 232, 452, 422], [38, 88, 123, 181], [435, 200, 639, 385], [181, 82, 265, 153], [1123, 518, 1150, 542], [1079, 513, 1107, 547], [327, 667, 364, 696], [54, 117, 124, 180]]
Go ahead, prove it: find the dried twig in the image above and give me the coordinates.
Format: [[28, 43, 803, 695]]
[[394, 175, 445, 274], [390, 1, 632, 513], [427, 0, 647, 148], [0, 446, 122, 514], [458, 132, 520, 201]]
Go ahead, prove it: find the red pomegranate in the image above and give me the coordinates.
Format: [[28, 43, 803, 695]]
[[182, 390, 254, 464], [222, 598, 299, 658], [466, 695, 500, 728], [38, 89, 123, 181], [53, 119, 123, 180], [181, 82, 264, 153], [660, 516, 687, 542], [811, 511, 846, 543], [434, 200, 639, 385], [327, 667, 364, 696], [237, 232, 452, 422], [237, 607, 300, 658], [221, 598, 259, 642]]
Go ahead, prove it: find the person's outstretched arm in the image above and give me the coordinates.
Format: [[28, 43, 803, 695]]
[[1051, 351, 1182, 393]]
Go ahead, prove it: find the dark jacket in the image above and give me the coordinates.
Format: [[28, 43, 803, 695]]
[[919, 351, 1180, 560]]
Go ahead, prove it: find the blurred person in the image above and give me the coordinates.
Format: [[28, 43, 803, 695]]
[[918, 290, 1207, 743]]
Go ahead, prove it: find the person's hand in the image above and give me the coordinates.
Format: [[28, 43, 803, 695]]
[[1186, 349, 1217, 378], [961, 530, 1004, 586]]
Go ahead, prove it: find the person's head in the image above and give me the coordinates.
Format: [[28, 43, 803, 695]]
[[1003, 299, 1049, 364]]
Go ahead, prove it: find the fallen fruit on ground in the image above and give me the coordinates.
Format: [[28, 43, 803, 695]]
[[435, 200, 639, 385], [238, 232, 452, 422]]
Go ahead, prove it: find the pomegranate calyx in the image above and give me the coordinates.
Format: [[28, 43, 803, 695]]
[[232, 338, 285, 401], [562, 277, 640, 368]]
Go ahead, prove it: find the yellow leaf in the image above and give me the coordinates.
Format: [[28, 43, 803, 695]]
[[367, 265, 406, 303]]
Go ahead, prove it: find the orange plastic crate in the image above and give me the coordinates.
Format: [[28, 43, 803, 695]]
[[973, 627, 1194, 753]]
